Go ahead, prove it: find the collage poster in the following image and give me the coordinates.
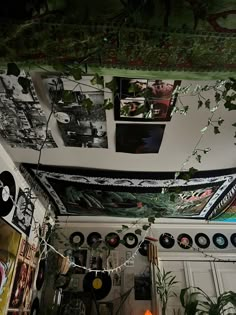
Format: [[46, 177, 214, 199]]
[[0, 218, 21, 315]]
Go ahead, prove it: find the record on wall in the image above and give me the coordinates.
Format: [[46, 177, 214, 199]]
[[69, 231, 85, 247], [83, 271, 112, 300], [105, 233, 120, 249], [195, 233, 210, 249], [230, 233, 236, 247], [177, 233, 193, 249], [30, 297, 40, 315], [36, 259, 46, 290], [87, 232, 102, 248], [159, 233, 175, 249], [138, 240, 150, 256], [123, 233, 138, 249], [0, 171, 16, 217], [213, 233, 228, 249]]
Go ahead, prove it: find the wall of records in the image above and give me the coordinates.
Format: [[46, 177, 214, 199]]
[[0, 143, 47, 315]]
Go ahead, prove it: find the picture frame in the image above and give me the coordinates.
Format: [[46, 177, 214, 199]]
[[98, 302, 113, 315]]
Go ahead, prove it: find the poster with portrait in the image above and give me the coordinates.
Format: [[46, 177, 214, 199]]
[[8, 239, 37, 313], [0, 218, 21, 315], [115, 78, 181, 121], [12, 189, 35, 237]]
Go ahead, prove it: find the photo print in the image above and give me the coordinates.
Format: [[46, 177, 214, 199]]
[[134, 275, 151, 300], [0, 71, 56, 150], [43, 76, 108, 148], [12, 189, 35, 237], [115, 77, 181, 121], [116, 123, 165, 154], [72, 249, 87, 274]]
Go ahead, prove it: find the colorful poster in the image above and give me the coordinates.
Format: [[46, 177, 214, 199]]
[[43, 76, 108, 148], [116, 123, 165, 154], [115, 78, 180, 121], [0, 218, 21, 315], [0, 71, 57, 150]]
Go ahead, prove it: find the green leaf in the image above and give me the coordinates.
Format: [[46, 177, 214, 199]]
[[142, 224, 150, 231], [170, 194, 176, 202], [62, 90, 75, 103], [232, 123, 236, 127], [70, 67, 82, 81], [90, 73, 104, 86], [205, 99, 211, 109], [148, 216, 155, 224], [183, 106, 189, 113], [214, 126, 220, 134], [122, 225, 128, 230], [81, 98, 93, 111], [105, 79, 117, 93], [103, 99, 113, 110], [188, 167, 198, 177], [224, 101, 236, 111], [203, 148, 211, 154], [116, 229, 123, 233], [198, 100, 203, 109], [218, 118, 224, 126], [215, 92, 221, 102], [128, 83, 142, 94], [196, 154, 202, 163], [119, 239, 125, 245], [7, 63, 20, 76], [53, 63, 66, 73], [135, 229, 142, 236]]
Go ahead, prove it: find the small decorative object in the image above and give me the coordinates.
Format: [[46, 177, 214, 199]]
[[212, 233, 228, 249], [69, 232, 85, 248], [87, 232, 102, 248], [126, 251, 134, 267], [195, 233, 210, 249], [159, 233, 175, 249], [105, 233, 120, 249], [177, 234, 193, 249], [59, 256, 71, 275], [123, 233, 138, 248], [83, 271, 112, 300], [138, 240, 150, 256], [230, 233, 236, 247]]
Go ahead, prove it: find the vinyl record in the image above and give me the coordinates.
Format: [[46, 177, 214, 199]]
[[36, 259, 46, 290], [30, 297, 40, 315], [69, 231, 85, 247], [213, 233, 228, 249], [195, 233, 210, 249], [177, 233, 193, 249], [83, 271, 112, 300], [230, 233, 236, 247], [0, 171, 16, 217], [138, 240, 150, 256], [159, 233, 175, 249], [123, 233, 138, 249], [105, 233, 120, 249], [87, 232, 102, 248]]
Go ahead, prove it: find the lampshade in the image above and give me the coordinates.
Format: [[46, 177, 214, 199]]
[[144, 310, 152, 315]]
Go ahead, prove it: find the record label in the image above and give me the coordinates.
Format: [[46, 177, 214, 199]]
[[0, 171, 16, 217], [105, 232, 120, 249], [123, 233, 138, 249], [87, 232, 102, 248], [69, 231, 85, 247]]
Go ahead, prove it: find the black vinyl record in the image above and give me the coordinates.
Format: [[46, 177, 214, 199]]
[[177, 233, 193, 249], [30, 297, 40, 315], [0, 171, 16, 217], [213, 233, 228, 249], [138, 240, 150, 256], [159, 233, 175, 249], [195, 233, 210, 249], [230, 233, 236, 247], [87, 232, 102, 248], [105, 232, 120, 249], [36, 259, 46, 290], [69, 231, 85, 247], [83, 271, 112, 300], [123, 233, 138, 249]]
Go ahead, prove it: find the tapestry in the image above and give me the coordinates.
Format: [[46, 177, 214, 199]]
[[22, 165, 236, 219], [0, 218, 21, 315], [43, 76, 108, 148], [115, 78, 181, 121], [0, 71, 57, 150]]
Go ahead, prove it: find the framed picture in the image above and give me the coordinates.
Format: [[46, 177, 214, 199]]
[[72, 249, 87, 274], [0, 218, 21, 315], [22, 164, 236, 219], [114, 77, 181, 121], [134, 276, 151, 300], [98, 302, 113, 315], [59, 291, 92, 315]]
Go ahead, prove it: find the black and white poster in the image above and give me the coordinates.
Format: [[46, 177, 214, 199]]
[[134, 276, 151, 300], [43, 76, 108, 148], [115, 77, 181, 121], [12, 189, 35, 236], [0, 71, 57, 149]]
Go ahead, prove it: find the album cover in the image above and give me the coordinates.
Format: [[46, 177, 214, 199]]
[[134, 276, 151, 300], [116, 123, 165, 154], [115, 78, 181, 121]]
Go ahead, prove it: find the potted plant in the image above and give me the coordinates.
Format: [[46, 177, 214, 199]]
[[156, 266, 179, 315], [180, 286, 236, 315]]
